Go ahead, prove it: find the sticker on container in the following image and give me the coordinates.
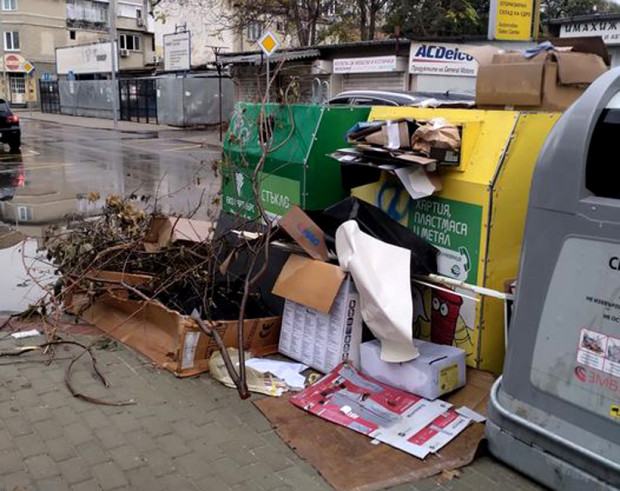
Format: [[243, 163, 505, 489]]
[[577, 328, 608, 372], [610, 405, 620, 420], [181, 331, 200, 370], [604, 336, 620, 378], [439, 363, 460, 394]]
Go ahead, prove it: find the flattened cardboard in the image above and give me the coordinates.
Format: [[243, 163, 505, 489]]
[[476, 63, 544, 106], [254, 368, 495, 491], [554, 51, 607, 85], [471, 40, 609, 111], [144, 217, 214, 253], [83, 294, 281, 377], [272, 254, 345, 314], [550, 36, 610, 65], [278, 206, 328, 262]]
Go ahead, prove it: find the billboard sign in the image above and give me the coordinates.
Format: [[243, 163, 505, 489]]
[[488, 0, 540, 41], [56, 42, 115, 75], [164, 31, 191, 72], [409, 43, 478, 77], [334, 56, 401, 74]]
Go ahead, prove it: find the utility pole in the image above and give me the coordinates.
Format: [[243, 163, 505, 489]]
[[109, 0, 119, 130], [209, 46, 226, 142], [0, 12, 10, 102]]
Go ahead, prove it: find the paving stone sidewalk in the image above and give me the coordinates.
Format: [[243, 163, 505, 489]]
[[0, 331, 540, 491]]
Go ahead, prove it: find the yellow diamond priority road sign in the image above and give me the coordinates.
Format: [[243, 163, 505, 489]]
[[22, 61, 35, 75], [259, 31, 279, 57]]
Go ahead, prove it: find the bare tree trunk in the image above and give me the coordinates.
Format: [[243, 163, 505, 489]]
[[291, 0, 309, 46], [369, 4, 376, 40], [358, 0, 368, 40]]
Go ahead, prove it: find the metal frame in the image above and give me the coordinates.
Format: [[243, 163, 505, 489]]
[[119, 78, 157, 124], [39, 80, 60, 114]]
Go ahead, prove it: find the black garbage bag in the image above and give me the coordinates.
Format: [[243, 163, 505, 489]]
[[307, 197, 438, 276]]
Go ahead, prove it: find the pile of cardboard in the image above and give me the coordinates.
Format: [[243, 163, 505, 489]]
[[471, 37, 609, 112], [330, 119, 461, 200]]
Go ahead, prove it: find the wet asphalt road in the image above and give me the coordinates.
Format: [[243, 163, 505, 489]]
[[0, 119, 222, 313], [0, 119, 222, 237]]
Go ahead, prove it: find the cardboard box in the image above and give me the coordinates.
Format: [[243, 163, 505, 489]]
[[471, 38, 609, 112], [64, 269, 153, 314], [360, 339, 466, 399], [82, 294, 281, 377], [273, 254, 363, 373], [144, 217, 214, 252], [278, 206, 329, 262]]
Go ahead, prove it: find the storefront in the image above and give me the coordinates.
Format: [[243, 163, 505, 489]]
[[1, 54, 27, 105]]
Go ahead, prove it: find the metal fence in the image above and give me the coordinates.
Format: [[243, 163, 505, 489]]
[[156, 76, 233, 127], [58, 80, 117, 119], [39, 81, 61, 114], [119, 79, 157, 124], [39, 76, 233, 127]]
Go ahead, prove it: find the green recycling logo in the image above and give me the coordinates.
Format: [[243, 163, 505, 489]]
[[235, 172, 245, 197]]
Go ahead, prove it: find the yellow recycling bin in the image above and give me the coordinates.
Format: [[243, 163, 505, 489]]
[[352, 107, 560, 374]]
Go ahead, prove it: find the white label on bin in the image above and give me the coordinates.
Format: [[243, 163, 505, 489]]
[[182, 332, 200, 370]]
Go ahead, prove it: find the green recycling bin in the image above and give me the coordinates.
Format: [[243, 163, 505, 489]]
[[221, 103, 370, 219]]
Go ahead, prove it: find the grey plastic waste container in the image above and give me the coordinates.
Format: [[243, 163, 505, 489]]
[[486, 69, 620, 490]]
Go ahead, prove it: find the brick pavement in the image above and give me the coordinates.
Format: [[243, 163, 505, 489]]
[[0, 331, 541, 491]]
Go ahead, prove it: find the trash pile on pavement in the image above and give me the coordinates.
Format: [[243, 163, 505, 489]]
[[44, 194, 281, 380]]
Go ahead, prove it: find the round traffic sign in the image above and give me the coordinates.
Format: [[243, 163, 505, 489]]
[[5, 54, 20, 71]]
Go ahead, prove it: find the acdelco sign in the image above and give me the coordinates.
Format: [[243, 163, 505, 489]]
[[409, 43, 478, 77]]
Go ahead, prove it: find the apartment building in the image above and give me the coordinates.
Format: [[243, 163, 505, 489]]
[[1, 0, 155, 104]]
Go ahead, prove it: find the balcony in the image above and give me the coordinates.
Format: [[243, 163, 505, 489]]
[[66, 0, 109, 31]]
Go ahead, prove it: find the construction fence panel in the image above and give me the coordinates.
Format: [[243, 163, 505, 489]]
[[58, 80, 118, 119]]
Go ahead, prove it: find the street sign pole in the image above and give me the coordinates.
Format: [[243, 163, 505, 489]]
[[258, 31, 279, 105], [109, 0, 119, 131], [266, 59, 270, 104]]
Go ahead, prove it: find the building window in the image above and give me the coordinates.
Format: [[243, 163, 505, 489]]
[[246, 22, 262, 42], [69, 30, 76, 40], [119, 34, 140, 51], [2, 0, 17, 11], [17, 206, 32, 222], [4, 31, 20, 51]]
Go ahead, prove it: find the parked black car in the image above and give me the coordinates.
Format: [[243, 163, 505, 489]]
[[328, 90, 475, 108], [0, 99, 21, 152]]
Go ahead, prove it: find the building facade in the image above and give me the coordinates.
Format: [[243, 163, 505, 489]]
[[1, 0, 155, 105]]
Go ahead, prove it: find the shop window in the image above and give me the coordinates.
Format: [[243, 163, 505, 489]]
[[246, 22, 262, 42], [4, 31, 20, 51], [586, 92, 620, 198], [2, 0, 17, 11]]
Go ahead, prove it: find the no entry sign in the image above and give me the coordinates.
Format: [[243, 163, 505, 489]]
[[4, 54, 25, 72]]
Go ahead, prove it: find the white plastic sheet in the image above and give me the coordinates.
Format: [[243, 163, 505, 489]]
[[336, 221, 419, 362]]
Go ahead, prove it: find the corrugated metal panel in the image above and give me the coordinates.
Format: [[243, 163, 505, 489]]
[[342, 72, 405, 92], [222, 49, 320, 65]]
